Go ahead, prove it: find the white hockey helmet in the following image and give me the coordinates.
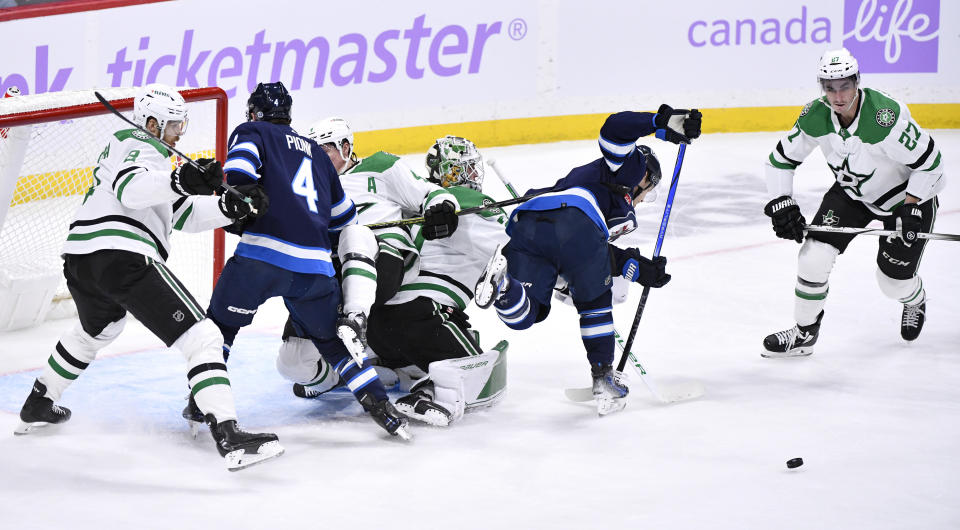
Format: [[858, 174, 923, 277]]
[[817, 48, 860, 85], [425, 135, 484, 191], [133, 84, 187, 137], [307, 116, 354, 160]]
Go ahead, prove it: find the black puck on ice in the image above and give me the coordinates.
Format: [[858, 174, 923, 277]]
[[786, 457, 804, 469]]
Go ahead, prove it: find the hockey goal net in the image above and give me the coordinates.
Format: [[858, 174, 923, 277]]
[[0, 87, 227, 331]]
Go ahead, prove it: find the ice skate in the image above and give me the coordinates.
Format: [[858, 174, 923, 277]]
[[359, 393, 413, 440], [207, 414, 284, 471], [395, 381, 452, 427], [14, 380, 71, 435], [591, 364, 629, 416], [336, 311, 368, 365], [901, 301, 925, 342], [475, 243, 508, 309], [181, 393, 204, 438], [762, 311, 823, 358]]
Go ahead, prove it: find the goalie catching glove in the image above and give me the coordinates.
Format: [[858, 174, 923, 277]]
[[611, 246, 670, 288], [654, 104, 702, 144], [764, 195, 805, 243], [219, 184, 269, 220], [171, 157, 223, 196]]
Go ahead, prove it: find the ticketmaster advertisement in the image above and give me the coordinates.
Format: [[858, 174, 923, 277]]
[[0, 0, 957, 132]]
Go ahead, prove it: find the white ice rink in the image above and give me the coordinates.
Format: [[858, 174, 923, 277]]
[[1, 131, 958, 529]]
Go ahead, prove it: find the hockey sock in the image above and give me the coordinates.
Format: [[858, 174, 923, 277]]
[[876, 269, 925, 305], [176, 319, 237, 422], [794, 275, 829, 326], [494, 277, 538, 330], [40, 318, 125, 401], [335, 355, 388, 402], [574, 292, 615, 366], [794, 239, 837, 326]]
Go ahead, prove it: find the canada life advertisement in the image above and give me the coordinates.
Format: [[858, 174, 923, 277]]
[[1, 0, 956, 132]]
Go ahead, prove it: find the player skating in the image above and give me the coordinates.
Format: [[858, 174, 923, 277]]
[[14, 84, 279, 471], [474, 105, 702, 415], [762, 48, 946, 357], [201, 83, 410, 439]]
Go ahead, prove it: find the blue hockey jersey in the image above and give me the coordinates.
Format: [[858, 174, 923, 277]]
[[511, 111, 657, 242], [223, 120, 356, 276]]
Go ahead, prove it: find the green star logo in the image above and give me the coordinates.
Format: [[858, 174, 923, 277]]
[[876, 107, 896, 127], [828, 157, 875, 197]]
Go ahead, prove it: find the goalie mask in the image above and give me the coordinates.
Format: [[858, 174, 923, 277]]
[[133, 84, 188, 138], [425, 135, 484, 191], [307, 116, 354, 162], [246, 81, 293, 123]]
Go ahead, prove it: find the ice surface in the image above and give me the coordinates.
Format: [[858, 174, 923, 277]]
[[1, 131, 958, 529]]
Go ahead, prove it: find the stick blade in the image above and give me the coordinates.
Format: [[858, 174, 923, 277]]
[[655, 380, 706, 404]]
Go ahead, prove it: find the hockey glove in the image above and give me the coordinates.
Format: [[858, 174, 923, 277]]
[[892, 202, 922, 247], [654, 104, 702, 144], [171, 157, 223, 196], [219, 184, 269, 220], [422, 200, 458, 240], [620, 248, 671, 288], [764, 195, 806, 243]]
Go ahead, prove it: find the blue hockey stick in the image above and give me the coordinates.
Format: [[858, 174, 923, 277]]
[[615, 143, 686, 373]]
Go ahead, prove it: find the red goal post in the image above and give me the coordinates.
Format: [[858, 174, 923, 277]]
[[0, 86, 227, 331]]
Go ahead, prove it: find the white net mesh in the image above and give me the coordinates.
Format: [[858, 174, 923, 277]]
[[0, 87, 224, 328]]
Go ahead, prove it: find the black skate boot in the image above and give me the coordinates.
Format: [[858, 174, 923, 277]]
[[901, 301, 926, 341], [395, 380, 453, 427], [591, 364, 629, 417], [762, 311, 823, 358], [14, 380, 71, 435], [206, 414, 284, 471], [181, 393, 205, 438], [359, 393, 412, 440]]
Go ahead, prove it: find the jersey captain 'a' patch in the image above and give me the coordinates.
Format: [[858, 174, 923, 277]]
[[876, 108, 896, 127], [828, 157, 875, 197]]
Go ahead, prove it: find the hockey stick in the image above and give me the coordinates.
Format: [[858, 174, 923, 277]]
[[488, 158, 520, 199], [93, 91, 255, 212], [563, 329, 705, 403], [364, 192, 544, 230], [805, 224, 960, 241]]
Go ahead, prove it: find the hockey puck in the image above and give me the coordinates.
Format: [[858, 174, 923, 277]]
[[786, 458, 804, 469]]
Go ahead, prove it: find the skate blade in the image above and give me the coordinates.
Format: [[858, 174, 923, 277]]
[[187, 420, 202, 439], [474, 249, 505, 309], [761, 347, 814, 358], [13, 421, 50, 436], [335, 327, 366, 366], [392, 425, 413, 441], [597, 398, 627, 417], [225, 441, 285, 472]]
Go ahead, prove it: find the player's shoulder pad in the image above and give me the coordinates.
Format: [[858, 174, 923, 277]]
[[112, 128, 169, 158], [795, 97, 833, 137], [857, 88, 903, 144], [351, 151, 401, 174]]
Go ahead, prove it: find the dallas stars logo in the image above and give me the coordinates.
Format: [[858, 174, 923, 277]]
[[876, 108, 896, 127], [828, 157, 875, 197], [821, 209, 839, 226]]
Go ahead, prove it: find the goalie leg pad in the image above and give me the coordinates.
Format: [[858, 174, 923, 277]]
[[876, 269, 925, 304], [338, 224, 379, 316], [432, 341, 508, 410], [276, 336, 341, 393], [39, 317, 126, 401], [174, 318, 237, 423], [794, 239, 839, 326]]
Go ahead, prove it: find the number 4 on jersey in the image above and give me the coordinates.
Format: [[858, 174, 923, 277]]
[[291, 157, 318, 213]]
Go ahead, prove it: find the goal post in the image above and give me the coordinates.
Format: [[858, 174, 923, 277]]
[[0, 86, 228, 331]]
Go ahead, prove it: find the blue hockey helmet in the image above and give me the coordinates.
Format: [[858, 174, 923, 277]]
[[614, 144, 660, 193], [637, 144, 661, 189], [246, 81, 292, 123]]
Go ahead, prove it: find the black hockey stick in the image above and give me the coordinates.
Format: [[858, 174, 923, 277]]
[[615, 143, 686, 374], [805, 224, 960, 241], [364, 192, 544, 230], [93, 91, 254, 212]]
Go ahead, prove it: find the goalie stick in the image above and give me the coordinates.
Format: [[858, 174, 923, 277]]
[[93, 91, 256, 214], [805, 224, 960, 241]]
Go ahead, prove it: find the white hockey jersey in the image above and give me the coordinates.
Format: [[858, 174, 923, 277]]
[[339, 151, 457, 276], [390, 186, 509, 310], [766, 88, 945, 216], [61, 128, 232, 262]]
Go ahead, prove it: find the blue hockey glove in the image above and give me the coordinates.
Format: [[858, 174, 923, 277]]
[[620, 248, 671, 288], [654, 104, 702, 144]]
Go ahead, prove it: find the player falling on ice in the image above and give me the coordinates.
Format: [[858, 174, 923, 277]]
[[474, 105, 702, 416], [762, 48, 946, 357], [14, 84, 279, 471]]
